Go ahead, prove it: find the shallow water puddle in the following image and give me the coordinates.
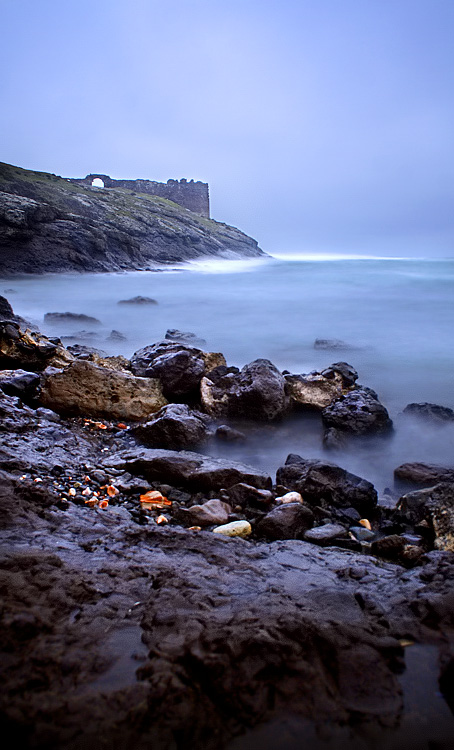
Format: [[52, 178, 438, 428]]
[[87, 624, 147, 692]]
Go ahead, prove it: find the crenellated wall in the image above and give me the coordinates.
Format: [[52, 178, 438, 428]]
[[70, 174, 210, 218]]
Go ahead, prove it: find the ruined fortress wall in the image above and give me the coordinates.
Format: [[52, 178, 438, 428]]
[[71, 174, 210, 218]]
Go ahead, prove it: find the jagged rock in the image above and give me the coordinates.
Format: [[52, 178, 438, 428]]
[[276, 454, 377, 517], [107, 330, 127, 341], [0, 369, 40, 402], [117, 296, 158, 305], [39, 360, 167, 421], [201, 359, 289, 421], [103, 448, 272, 492], [397, 483, 454, 552], [175, 499, 231, 527], [256, 502, 314, 540], [320, 362, 358, 388], [402, 402, 454, 423], [323, 426, 348, 450], [394, 462, 454, 487], [67, 344, 108, 359], [44, 312, 101, 325], [130, 403, 211, 450], [303, 523, 348, 546], [131, 341, 225, 399], [371, 535, 407, 561], [0, 321, 74, 371], [322, 386, 393, 436], [285, 371, 344, 410], [223, 482, 274, 509], [165, 329, 207, 346]]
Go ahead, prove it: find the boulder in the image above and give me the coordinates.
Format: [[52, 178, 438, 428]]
[[0, 295, 14, 321], [215, 424, 247, 442], [397, 483, 454, 552], [394, 462, 454, 487], [322, 387, 393, 436], [103, 448, 272, 492], [402, 402, 454, 423], [0, 321, 74, 371], [131, 341, 225, 399], [223, 482, 274, 509], [201, 359, 289, 421], [0, 369, 40, 402], [303, 523, 349, 546], [256, 502, 314, 540], [130, 403, 211, 450], [276, 454, 377, 517], [39, 360, 167, 421], [175, 499, 232, 528], [285, 371, 344, 410]]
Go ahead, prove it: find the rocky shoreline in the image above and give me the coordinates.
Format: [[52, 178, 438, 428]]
[[1, 295, 453, 749]]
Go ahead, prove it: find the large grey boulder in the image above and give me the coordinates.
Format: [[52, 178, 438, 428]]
[[322, 386, 393, 436], [130, 403, 211, 450], [103, 448, 272, 491], [131, 340, 225, 399], [276, 454, 377, 517], [201, 358, 289, 421], [39, 360, 167, 421]]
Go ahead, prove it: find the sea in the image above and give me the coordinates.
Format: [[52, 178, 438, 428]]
[[2, 254, 454, 495]]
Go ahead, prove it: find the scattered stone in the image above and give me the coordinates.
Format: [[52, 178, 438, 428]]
[[276, 454, 377, 517], [256, 503, 314, 540], [223, 482, 274, 509], [394, 462, 454, 487], [303, 523, 348, 546], [212, 520, 252, 538], [39, 360, 167, 421], [103, 448, 272, 492], [44, 312, 101, 325], [402, 402, 454, 423], [117, 296, 158, 305], [275, 491, 304, 505], [350, 526, 375, 542], [371, 535, 407, 561], [130, 403, 210, 450], [176, 499, 231, 527], [67, 344, 108, 359], [322, 387, 393, 436]]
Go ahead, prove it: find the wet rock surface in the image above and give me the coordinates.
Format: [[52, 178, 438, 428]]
[[322, 386, 393, 436], [130, 403, 211, 449], [0, 311, 453, 749]]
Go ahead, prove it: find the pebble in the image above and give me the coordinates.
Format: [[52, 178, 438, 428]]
[[275, 491, 304, 505], [350, 526, 375, 542], [212, 520, 252, 538]]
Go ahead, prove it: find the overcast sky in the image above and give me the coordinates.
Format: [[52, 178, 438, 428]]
[[1, 0, 453, 256]]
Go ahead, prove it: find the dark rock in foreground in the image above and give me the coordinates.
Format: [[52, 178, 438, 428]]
[[322, 386, 393, 436], [256, 502, 314, 540], [130, 403, 211, 450], [103, 447, 272, 491], [276, 454, 377, 517]]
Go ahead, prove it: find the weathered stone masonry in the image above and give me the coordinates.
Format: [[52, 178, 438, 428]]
[[71, 174, 210, 218]]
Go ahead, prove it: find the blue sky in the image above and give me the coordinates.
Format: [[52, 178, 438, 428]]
[[1, 0, 453, 256]]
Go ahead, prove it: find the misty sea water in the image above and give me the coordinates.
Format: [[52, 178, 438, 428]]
[[3, 255, 454, 494]]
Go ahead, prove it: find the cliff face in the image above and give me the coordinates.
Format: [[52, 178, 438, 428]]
[[0, 163, 265, 275]]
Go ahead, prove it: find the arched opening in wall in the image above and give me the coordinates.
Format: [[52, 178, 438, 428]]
[[91, 178, 104, 188]]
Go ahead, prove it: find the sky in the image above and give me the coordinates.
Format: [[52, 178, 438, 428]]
[[1, 0, 453, 257]]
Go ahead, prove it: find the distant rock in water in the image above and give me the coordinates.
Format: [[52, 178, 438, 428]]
[[165, 329, 206, 346], [0, 162, 266, 274], [402, 402, 454, 423], [107, 330, 127, 341], [314, 338, 358, 350], [117, 296, 158, 305], [44, 312, 101, 325], [0, 295, 14, 320]]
